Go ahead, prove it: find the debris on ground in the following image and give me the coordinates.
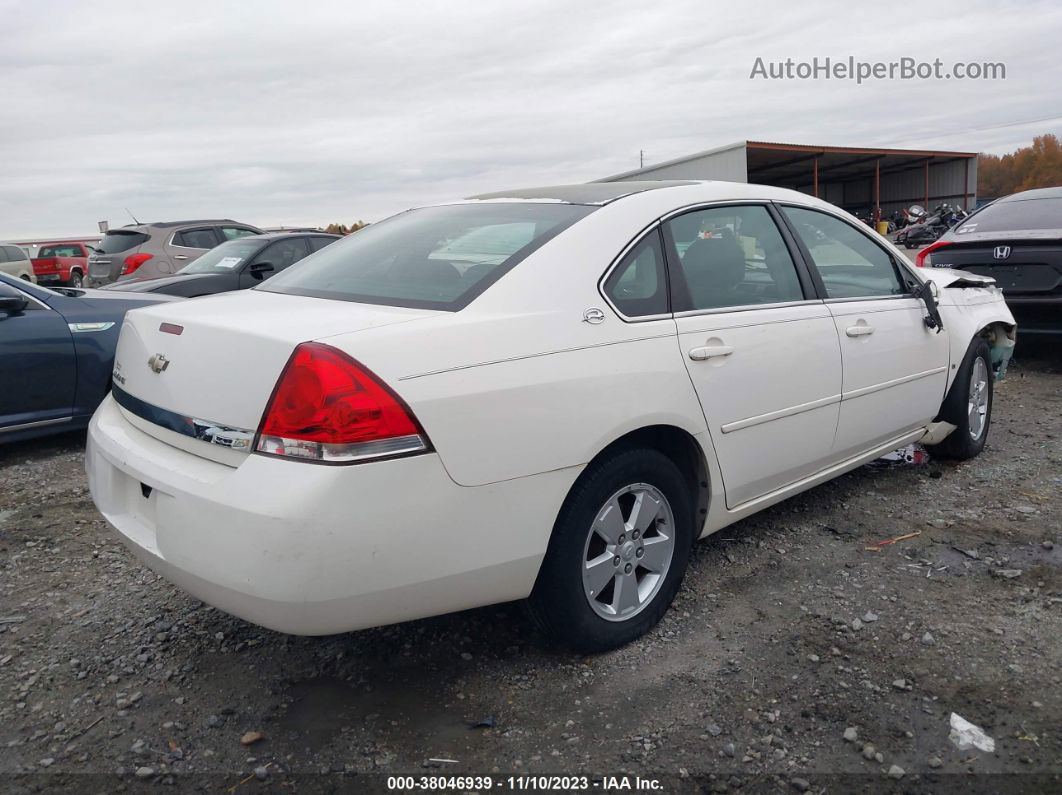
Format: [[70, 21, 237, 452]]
[[239, 731, 265, 746], [949, 713, 996, 753], [865, 530, 922, 551], [867, 443, 930, 469]]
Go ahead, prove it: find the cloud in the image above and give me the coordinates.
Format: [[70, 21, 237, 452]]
[[1, 0, 1060, 238]]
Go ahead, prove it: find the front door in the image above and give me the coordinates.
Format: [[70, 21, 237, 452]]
[[664, 204, 842, 508], [779, 205, 950, 458]]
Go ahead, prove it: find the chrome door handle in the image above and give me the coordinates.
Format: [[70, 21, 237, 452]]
[[174, 255, 189, 260], [846, 325, 875, 337], [689, 344, 734, 361]]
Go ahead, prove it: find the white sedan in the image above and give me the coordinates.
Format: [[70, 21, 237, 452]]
[[86, 181, 1015, 651]]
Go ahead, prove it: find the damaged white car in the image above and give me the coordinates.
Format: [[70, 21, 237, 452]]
[[86, 181, 1015, 651]]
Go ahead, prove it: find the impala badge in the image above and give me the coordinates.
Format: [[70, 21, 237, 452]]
[[147, 354, 170, 374]]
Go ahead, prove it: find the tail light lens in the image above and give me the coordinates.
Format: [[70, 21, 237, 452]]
[[122, 253, 153, 275], [254, 342, 430, 463], [915, 241, 951, 267]]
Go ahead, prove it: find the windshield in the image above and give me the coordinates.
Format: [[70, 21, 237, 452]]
[[956, 197, 1062, 235], [97, 230, 149, 254], [258, 203, 595, 310], [179, 238, 265, 273]]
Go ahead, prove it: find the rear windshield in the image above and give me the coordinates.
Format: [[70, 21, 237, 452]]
[[97, 230, 150, 254], [258, 203, 595, 310], [957, 197, 1062, 235], [38, 244, 82, 257], [180, 238, 265, 273]]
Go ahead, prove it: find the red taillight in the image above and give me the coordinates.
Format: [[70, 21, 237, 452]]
[[915, 241, 951, 267], [254, 342, 430, 463], [122, 253, 153, 275]]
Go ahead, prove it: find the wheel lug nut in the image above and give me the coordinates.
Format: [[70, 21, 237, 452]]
[[613, 556, 620, 567], [618, 534, 626, 543], [632, 530, 640, 540], [624, 563, 632, 574], [636, 548, 644, 558]]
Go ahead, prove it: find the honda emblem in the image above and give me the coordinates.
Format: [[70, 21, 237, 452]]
[[993, 246, 1011, 260]]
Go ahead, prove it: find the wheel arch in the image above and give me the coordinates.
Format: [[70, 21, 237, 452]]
[[568, 424, 711, 532]]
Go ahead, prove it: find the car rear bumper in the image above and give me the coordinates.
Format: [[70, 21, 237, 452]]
[[1004, 295, 1062, 334], [87, 395, 574, 635]]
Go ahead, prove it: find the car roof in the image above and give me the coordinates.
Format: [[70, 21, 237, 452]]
[[997, 187, 1062, 203], [112, 219, 256, 231], [247, 231, 341, 242], [466, 180, 700, 205]]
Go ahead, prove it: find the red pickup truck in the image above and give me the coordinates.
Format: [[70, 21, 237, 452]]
[[31, 242, 94, 287]]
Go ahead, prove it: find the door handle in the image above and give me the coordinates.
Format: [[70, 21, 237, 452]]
[[689, 344, 734, 361], [846, 325, 875, 337], [174, 255, 189, 261]]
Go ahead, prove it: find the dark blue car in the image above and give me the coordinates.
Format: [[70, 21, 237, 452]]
[[0, 272, 178, 443]]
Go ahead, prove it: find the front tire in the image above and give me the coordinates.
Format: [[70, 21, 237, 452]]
[[527, 448, 694, 653], [927, 338, 993, 460]]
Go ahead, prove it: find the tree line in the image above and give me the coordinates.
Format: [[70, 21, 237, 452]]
[[979, 134, 1062, 197]]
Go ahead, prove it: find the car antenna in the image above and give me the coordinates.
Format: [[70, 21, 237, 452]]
[[125, 208, 141, 225]]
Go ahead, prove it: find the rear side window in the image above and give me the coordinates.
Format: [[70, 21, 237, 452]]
[[97, 230, 150, 254], [259, 203, 595, 310], [665, 205, 804, 311], [603, 230, 668, 317], [4, 245, 27, 261], [955, 197, 1062, 235], [782, 206, 905, 299], [175, 228, 220, 249]]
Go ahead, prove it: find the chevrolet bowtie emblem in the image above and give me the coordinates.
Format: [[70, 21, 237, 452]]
[[147, 354, 170, 373]]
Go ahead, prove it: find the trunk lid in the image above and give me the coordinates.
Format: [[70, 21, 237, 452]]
[[111, 290, 438, 462], [929, 238, 1062, 295]]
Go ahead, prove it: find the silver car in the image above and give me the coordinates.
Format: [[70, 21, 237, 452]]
[[88, 219, 261, 286], [0, 243, 35, 282]]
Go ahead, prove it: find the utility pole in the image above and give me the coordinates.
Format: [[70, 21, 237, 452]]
[[639, 150, 644, 169]]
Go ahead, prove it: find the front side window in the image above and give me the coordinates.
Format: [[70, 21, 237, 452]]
[[254, 237, 310, 272], [175, 228, 219, 249], [220, 226, 259, 240], [602, 229, 668, 317], [259, 203, 595, 310], [782, 206, 905, 299], [665, 205, 804, 311], [308, 236, 337, 252], [179, 238, 264, 274]]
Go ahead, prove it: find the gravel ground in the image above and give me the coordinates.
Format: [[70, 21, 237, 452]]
[[1, 343, 1059, 794]]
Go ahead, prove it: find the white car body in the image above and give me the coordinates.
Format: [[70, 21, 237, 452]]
[[86, 181, 1015, 637]]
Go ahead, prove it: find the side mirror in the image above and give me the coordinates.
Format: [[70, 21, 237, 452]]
[[248, 262, 275, 279], [0, 292, 29, 315], [915, 279, 944, 333]]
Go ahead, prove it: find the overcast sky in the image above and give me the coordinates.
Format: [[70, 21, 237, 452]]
[[2, 0, 1060, 239]]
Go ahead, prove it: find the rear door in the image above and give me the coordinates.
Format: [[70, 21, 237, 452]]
[[779, 205, 950, 459], [664, 203, 842, 508], [0, 282, 76, 430]]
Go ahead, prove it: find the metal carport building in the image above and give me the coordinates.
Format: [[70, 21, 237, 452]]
[[598, 140, 977, 223]]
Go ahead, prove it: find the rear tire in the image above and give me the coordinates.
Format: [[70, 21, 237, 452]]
[[68, 270, 83, 288], [927, 338, 993, 460], [527, 447, 694, 653]]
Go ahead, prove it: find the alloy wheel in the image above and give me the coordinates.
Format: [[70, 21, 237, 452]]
[[968, 357, 989, 440], [581, 483, 675, 622]]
